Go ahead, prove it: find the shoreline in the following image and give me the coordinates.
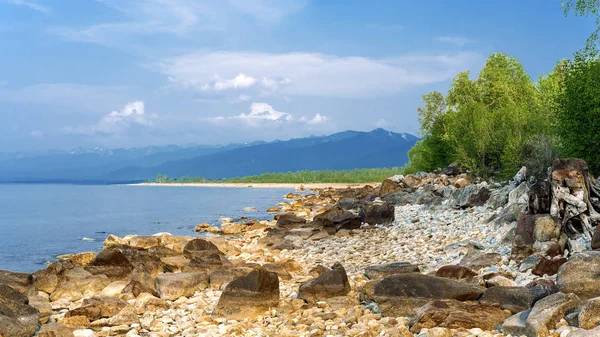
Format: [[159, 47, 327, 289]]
[[129, 182, 379, 189]]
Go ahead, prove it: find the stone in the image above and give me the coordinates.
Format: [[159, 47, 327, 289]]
[[298, 263, 350, 303], [381, 190, 417, 206], [458, 251, 502, 270], [66, 296, 128, 321], [455, 182, 491, 208], [435, 265, 478, 280], [0, 270, 36, 297], [183, 253, 232, 273], [38, 323, 74, 337], [0, 286, 40, 337], [134, 293, 167, 314], [84, 248, 134, 281], [379, 179, 403, 196], [213, 267, 279, 320], [502, 309, 531, 336], [364, 262, 420, 280], [525, 292, 581, 337], [407, 299, 510, 333], [532, 215, 560, 242], [486, 185, 512, 209], [509, 182, 530, 204], [480, 286, 534, 313], [512, 214, 539, 262], [276, 213, 307, 229], [485, 275, 517, 287], [182, 238, 222, 259], [309, 206, 362, 232], [373, 273, 484, 316], [361, 202, 395, 225], [556, 251, 600, 300], [578, 297, 600, 330], [154, 272, 209, 300], [128, 236, 161, 249], [107, 305, 137, 326], [60, 315, 90, 329], [526, 279, 556, 303], [309, 265, 329, 277], [520, 254, 543, 272], [69, 252, 97, 266], [28, 294, 52, 323], [262, 263, 292, 281], [532, 256, 567, 276]]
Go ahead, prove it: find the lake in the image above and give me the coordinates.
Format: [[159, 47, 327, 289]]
[[0, 184, 292, 273]]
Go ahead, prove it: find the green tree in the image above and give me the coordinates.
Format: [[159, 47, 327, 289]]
[[557, 58, 600, 173], [563, 0, 600, 56]]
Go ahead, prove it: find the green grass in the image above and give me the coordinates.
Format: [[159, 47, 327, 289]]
[[150, 167, 408, 184]]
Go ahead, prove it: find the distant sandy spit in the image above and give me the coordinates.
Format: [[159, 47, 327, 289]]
[[129, 182, 379, 190]]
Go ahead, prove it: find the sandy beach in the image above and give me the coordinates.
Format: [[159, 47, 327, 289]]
[[131, 182, 379, 190]]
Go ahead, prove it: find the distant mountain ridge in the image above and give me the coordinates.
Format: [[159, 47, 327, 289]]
[[0, 129, 418, 183]]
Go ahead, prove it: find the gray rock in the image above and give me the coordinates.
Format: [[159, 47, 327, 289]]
[[455, 182, 491, 208], [509, 182, 529, 204], [364, 262, 420, 280], [578, 297, 600, 330], [480, 286, 533, 313], [486, 185, 512, 209], [557, 251, 600, 300], [502, 309, 531, 336], [525, 292, 581, 337]]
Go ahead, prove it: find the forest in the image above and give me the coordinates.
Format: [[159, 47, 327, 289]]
[[404, 0, 600, 178]]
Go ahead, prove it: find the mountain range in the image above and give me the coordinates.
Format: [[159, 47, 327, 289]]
[[0, 129, 419, 184]]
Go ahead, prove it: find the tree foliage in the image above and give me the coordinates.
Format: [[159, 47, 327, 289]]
[[563, 0, 600, 56], [408, 53, 558, 178]]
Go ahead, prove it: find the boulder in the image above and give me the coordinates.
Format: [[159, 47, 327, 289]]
[[525, 292, 581, 337], [66, 296, 128, 321], [84, 248, 133, 281], [0, 270, 36, 297], [509, 182, 530, 205], [458, 251, 502, 270], [532, 215, 560, 242], [502, 309, 531, 336], [309, 207, 362, 232], [262, 263, 292, 281], [213, 267, 279, 320], [435, 265, 478, 280], [208, 269, 248, 289], [298, 263, 350, 303], [0, 289, 40, 337], [486, 185, 512, 209], [373, 273, 484, 316], [275, 213, 307, 229], [379, 178, 403, 196], [407, 299, 510, 333], [364, 262, 420, 280], [578, 297, 600, 330], [512, 214, 539, 262], [455, 182, 491, 208], [556, 251, 600, 300], [361, 202, 395, 225], [532, 256, 567, 277], [38, 323, 74, 337], [28, 294, 52, 324], [479, 286, 534, 313], [381, 190, 417, 207], [134, 293, 168, 314], [154, 272, 209, 300], [183, 253, 232, 273], [182, 238, 222, 259]]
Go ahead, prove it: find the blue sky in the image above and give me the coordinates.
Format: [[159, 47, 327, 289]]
[[0, 0, 595, 151]]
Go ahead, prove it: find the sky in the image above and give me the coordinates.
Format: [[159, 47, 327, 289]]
[[0, 0, 596, 151]]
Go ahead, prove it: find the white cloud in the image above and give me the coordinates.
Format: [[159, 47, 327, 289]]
[[154, 51, 483, 98], [208, 102, 331, 129], [53, 0, 305, 48], [65, 101, 153, 135], [307, 113, 328, 125], [213, 74, 257, 91], [5, 0, 51, 14], [376, 118, 394, 128], [436, 36, 476, 47]]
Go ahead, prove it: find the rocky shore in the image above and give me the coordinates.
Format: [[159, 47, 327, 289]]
[[3, 160, 600, 337]]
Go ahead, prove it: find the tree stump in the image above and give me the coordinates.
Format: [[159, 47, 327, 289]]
[[550, 158, 600, 246]]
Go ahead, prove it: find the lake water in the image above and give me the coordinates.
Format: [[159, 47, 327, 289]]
[[0, 184, 293, 273]]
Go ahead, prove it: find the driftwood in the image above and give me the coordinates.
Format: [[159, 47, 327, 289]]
[[550, 158, 600, 243]]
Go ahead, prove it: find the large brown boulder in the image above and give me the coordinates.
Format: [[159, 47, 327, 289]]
[[379, 178, 403, 196], [0, 270, 36, 297], [298, 263, 350, 303], [275, 213, 307, 229], [84, 247, 134, 281], [0, 285, 40, 337], [213, 267, 279, 320], [458, 251, 502, 270], [309, 206, 362, 233], [183, 254, 233, 273], [435, 265, 478, 280], [578, 297, 600, 330], [65, 296, 128, 321], [556, 251, 600, 300], [361, 202, 395, 225], [182, 238, 223, 259], [407, 299, 510, 333], [373, 273, 485, 316]]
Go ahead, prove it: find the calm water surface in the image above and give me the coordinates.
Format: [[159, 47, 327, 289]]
[[0, 184, 292, 272]]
